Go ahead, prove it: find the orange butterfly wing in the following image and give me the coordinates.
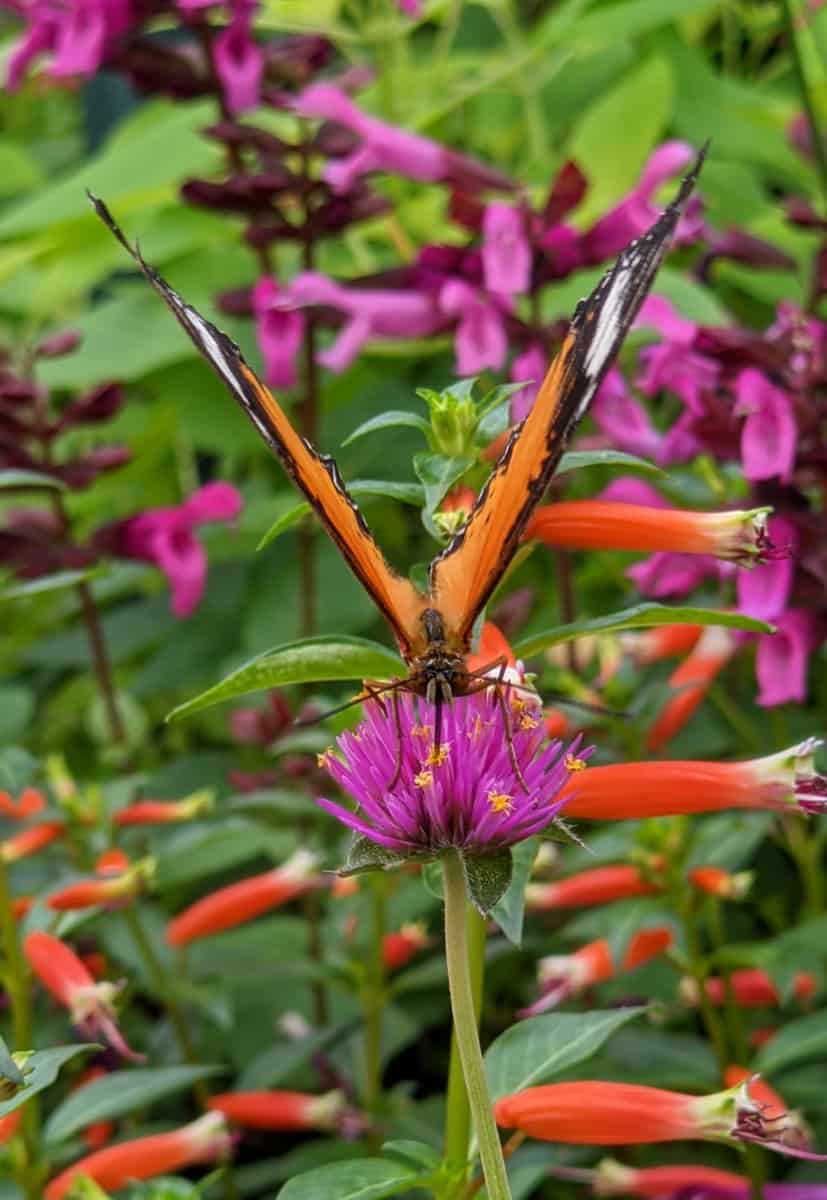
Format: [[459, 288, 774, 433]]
[[88, 195, 429, 662], [428, 146, 707, 650]]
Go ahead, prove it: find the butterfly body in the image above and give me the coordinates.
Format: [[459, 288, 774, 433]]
[[89, 144, 705, 703]]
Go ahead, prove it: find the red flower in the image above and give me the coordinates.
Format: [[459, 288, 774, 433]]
[[591, 1157, 747, 1197], [646, 626, 736, 752], [1, 821, 64, 863], [24, 931, 143, 1062], [114, 790, 213, 826], [694, 969, 817, 1008], [44, 1112, 231, 1200], [689, 866, 752, 899], [208, 1089, 344, 1131], [619, 623, 703, 665], [47, 855, 152, 911], [0, 787, 45, 820], [524, 501, 769, 562], [0, 1109, 22, 1145], [383, 922, 430, 971], [559, 739, 825, 820], [525, 863, 662, 910], [166, 849, 319, 947]]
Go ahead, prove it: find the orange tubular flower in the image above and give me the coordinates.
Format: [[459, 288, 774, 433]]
[[524, 501, 769, 561], [619, 623, 703, 665], [24, 931, 143, 1062], [44, 1112, 231, 1200], [646, 626, 736, 752], [525, 864, 662, 911], [559, 738, 825, 820], [689, 866, 752, 900], [695, 968, 817, 1009], [466, 620, 516, 674], [12, 896, 33, 920], [383, 922, 430, 971], [493, 1077, 822, 1158], [0, 1109, 22, 1144], [0, 787, 45, 820], [591, 1157, 747, 1197], [208, 1089, 344, 1132], [47, 856, 153, 912], [166, 848, 319, 947], [114, 789, 213, 826], [724, 1066, 810, 1150], [1, 821, 64, 864], [521, 928, 673, 1017]]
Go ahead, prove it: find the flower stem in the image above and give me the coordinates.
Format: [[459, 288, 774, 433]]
[[362, 872, 387, 1134], [76, 580, 126, 746], [442, 852, 511, 1200], [444, 902, 486, 1166]]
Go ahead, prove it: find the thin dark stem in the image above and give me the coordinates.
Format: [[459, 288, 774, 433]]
[[76, 580, 126, 745], [781, 0, 827, 211], [554, 549, 578, 672]]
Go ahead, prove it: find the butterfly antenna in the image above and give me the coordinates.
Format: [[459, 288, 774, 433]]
[[294, 679, 404, 728]]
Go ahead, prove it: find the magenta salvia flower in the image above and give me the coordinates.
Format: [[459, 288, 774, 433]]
[[117, 481, 242, 617], [593, 368, 663, 459], [482, 203, 532, 296], [317, 687, 589, 860], [737, 514, 797, 622], [628, 552, 732, 599], [509, 342, 547, 422], [6, 0, 134, 88], [438, 280, 510, 375], [253, 277, 305, 387], [734, 367, 797, 483], [212, 0, 263, 113], [756, 609, 819, 707]]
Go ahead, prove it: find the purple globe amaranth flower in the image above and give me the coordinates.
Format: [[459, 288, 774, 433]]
[[482, 203, 532, 296], [110, 481, 242, 617], [212, 0, 263, 113], [293, 82, 513, 195], [734, 367, 797, 483], [316, 683, 592, 907], [582, 141, 705, 262], [756, 609, 820, 708], [253, 277, 305, 387]]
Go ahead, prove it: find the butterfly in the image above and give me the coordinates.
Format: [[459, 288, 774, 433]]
[[89, 144, 705, 751]]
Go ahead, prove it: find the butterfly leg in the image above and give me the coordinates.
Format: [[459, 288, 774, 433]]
[[463, 660, 530, 794]]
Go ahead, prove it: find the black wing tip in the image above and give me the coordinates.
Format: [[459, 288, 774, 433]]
[[672, 138, 711, 212]]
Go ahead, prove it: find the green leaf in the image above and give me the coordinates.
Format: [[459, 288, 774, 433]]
[[155, 820, 295, 889], [381, 1142, 441, 1171], [754, 1010, 827, 1077], [277, 1158, 419, 1200], [342, 411, 431, 447], [555, 449, 664, 476], [413, 452, 475, 528], [342, 835, 409, 877], [461, 849, 513, 915], [44, 1064, 224, 1144], [257, 481, 424, 551], [0, 1046, 99, 1118], [167, 636, 404, 722], [0, 1036, 24, 1093], [485, 1008, 645, 1100], [1, 567, 104, 601], [239, 1019, 361, 1090], [514, 604, 774, 659], [490, 838, 537, 946], [0, 469, 66, 491]]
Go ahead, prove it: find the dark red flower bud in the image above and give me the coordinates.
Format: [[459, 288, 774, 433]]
[[35, 330, 83, 358], [58, 383, 124, 430], [58, 446, 132, 489], [542, 159, 588, 223]]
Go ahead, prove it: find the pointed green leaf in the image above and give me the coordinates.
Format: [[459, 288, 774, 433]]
[[341, 835, 409, 877], [461, 848, 513, 915], [490, 838, 537, 945], [754, 1010, 827, 1076], [413, 452, 475, 530], [44, 1064, 224, 1144], [0, 1045, 99, 1118], [2, 567, 105, 601], [514, 604, 773, 659], [167, 637, 404, 722], [556, 449, 664, 476], [485, 1008, 645, 1100], [0, 1036, 24, 1094], [342, 411, 431, 447], [0, 469, 67, 491], [257, 482, 424, 551], [277, 1158, 420, 1200]]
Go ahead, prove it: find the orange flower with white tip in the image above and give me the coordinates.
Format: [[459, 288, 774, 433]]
[[525, 863, 663, 911], [586, 1157, 748, 1197], [619, 623, 703, 665], [208, 1089, 345, 1132], [646, 625, 736, 752], [383, 922, 430, 971], [47, 852, 154, 911], [1, 821, 64, 863], [114, 789, 213, 826], [24, 930, 144, 1062], [689, 866, 752, 900], [683, 968, 817, 1009], [435, 485, 477, 539]]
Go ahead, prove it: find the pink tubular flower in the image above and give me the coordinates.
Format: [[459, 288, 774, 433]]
[[646, 625, 736, 752], [437, 279, 509, 375], [212, 0, 263, 114], [316, 687, 590, 861], [482, 203, 532, 295], [116, 481, 242, 617], [166, 848, 320, 947], [1, 820, 64, 863], [293, 83, 511, 194], [524, 501, 770, 563], [520, 927, 673, 1016], [252, 278, 305, 387], [524, 864, 662, 910], [114, 790, 213, 826], [560, 738, 826, 819], [208, 1088, 344, 1131], [44, 1112, 231, 1200], [24, 931, 144, 1062], [735, 368, 797, 483], [583, 142, 704, 261], [494, 1077, 825, 1159], [756, 609, 819, 707]]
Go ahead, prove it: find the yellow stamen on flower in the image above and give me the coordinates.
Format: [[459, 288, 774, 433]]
[[426, 743, 450, 767], [566, 754, 588, 772], [317, 748, 334, 769], [519, 713, 539, 731], [414, 770, 433, 789], [411, 724, 431, 739], [488, 791, 514, 815]]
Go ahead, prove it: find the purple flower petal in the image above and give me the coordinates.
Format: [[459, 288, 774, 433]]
[[482, 203, 532, 296], [737, 515, 797, 622], [253, 277, 305, 388], [735, 368, 797, 483], [213, 3, 263, 114], [756, 609, 817, 707], [592, 368, 662, 457], [439, 280, 508, 375], [509, 342, 547, 422]]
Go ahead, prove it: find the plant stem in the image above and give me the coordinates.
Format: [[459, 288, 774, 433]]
[[444, 902, 486, 1166], [679, 898, 729, 1074], [781, 0, 827, 212], [362, 873, 387, 1131], [442, 852, 511, 1200], [76, 580, 126, 746], [705, 897, 749, 1064], [784, 814, 825, 917]]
